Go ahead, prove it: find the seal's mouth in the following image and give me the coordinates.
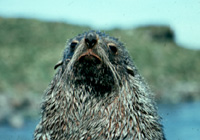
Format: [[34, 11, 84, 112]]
[[78, 49, 102, 64]]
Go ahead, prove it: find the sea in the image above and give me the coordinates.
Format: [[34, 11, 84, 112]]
[[0, 102, 200, 140]]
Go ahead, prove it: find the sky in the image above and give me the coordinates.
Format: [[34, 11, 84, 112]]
[[0, 0, 200, 49]]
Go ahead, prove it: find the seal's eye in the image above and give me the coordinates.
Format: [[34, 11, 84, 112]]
[[108, 43, 118, 54], [70, 41, 78, 49]]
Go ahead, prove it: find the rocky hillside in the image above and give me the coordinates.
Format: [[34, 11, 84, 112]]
[[1, 17, 200, 127]]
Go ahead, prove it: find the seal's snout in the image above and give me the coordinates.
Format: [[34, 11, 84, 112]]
[[85, 32, 97, 49], [78, 49, 102, 64], [77, 32, 101, 64]]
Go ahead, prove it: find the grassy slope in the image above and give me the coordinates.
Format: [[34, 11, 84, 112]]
[[0, 17, 199, 103]]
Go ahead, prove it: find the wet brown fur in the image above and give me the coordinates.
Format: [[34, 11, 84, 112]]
[[34, 31, 165, 140]]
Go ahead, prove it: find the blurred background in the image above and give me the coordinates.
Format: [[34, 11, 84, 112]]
[[0, 0, 200, 139]]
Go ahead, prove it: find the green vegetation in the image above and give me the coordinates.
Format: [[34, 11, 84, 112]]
[[0, 17, 199, 103]]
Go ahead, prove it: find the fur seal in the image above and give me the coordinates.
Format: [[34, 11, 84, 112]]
[[34, 31, 165, 140]]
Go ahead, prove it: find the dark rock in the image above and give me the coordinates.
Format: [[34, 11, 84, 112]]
[[137, 25, 175, 42]]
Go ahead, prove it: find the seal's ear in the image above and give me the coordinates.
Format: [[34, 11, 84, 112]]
[[54, 60, 63, 70], [126, 66, 135, 77]]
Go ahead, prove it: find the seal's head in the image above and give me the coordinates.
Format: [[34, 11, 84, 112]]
[[54, 31, 137, 94]]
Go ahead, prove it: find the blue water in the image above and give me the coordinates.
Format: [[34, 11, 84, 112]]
[[0, 119, 36, 140], [159, 102, 200, 140], [0, 102, 200, 140]]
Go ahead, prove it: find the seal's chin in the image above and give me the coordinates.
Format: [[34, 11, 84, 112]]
[[78, 49, 102, 65]]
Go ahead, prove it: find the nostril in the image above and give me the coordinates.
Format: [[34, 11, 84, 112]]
[[85, 32, 97, 48]]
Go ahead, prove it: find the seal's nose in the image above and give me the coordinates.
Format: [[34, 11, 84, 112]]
[[85, 32, 97, 49]]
